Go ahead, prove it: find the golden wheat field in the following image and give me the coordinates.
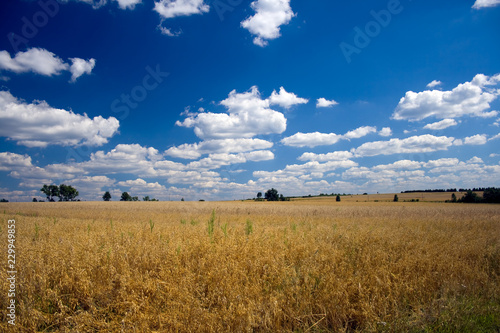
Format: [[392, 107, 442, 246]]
[[1, 199, 499, 332]]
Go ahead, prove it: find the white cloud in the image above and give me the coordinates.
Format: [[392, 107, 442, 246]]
[[467, 156, 484, 164], [165, 138, 273, 159], [472, 0, 500, 9], [393, 74, 500, 121], [0, 91, 119, 148], [426, 80, 442, 89], [69, 58, 96, 82], [0, 48, 95, 82], [298, 151, 354, 162], [244, 150, 275, 162], [115, 0, 142, 9], [353, 135, 456, 157], [117, 178, 167, 196], [489, 133, 500, 141], [423, 119, 458, 130], [281, 132, 342, 148], [154, 0, 209, 19], [344, 126, 377, 139], [0, 152, 33, 171], [176, 86, 287, 139], [373, 160, 423, 171], [66, 0, 108, 9], [81, 144, 163, 176], [268, 87, 308, 109], [379, 127, 393, 137], [241, 0, 296, 47], [0, 48, 68, 76], [316, 98, 339, 108], [282, 126, 378, 148], [158, 26, 182, 36], [463, 134, 487, 145], [254, 160, 358, 179]]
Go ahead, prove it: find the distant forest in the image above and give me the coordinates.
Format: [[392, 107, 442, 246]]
[[402, 188, 490, 193]]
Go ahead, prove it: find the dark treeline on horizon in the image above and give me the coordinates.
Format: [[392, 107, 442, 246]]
[[402, 188, 491, 194]]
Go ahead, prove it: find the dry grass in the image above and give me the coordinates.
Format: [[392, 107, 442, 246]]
[[1, 200, 499, 332]]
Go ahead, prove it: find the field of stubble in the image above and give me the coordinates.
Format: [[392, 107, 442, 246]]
[[1, 200, 499, 332]]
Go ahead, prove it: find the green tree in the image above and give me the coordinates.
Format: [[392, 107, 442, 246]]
[[257, 192, 262, 200], [265, 188, 279, 201], [103, 191, 112, 201], [40, 184, 60, 202], [459, 190, 480, 203], [336, 195, 341, 202], [451, 193, 457, 203], [33, 198, 38, 202], [483, 187, 500, 203], [59, 184, 79, 201], [393, 194, 399, 202], [120, 192, 132, 201], [143, 195, 150, 201]]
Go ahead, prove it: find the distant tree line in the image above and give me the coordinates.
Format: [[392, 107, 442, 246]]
[[450, 188, 500, 204], [255, 188, 290, 202], [403, 188, 492, 194], [102, 191, 158, 202]]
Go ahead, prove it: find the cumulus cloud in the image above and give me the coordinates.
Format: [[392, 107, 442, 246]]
[[0, 152, 33, 171], [69, 58, 96, 82], [472, 0, 500, 9], [0, 48, 95, 82], [268, 87, 308, 109], [352, 135, 456, 157], [0, 91, 119, 148], [379, 127, 393, 137], [154, 0, 209, 18], [373, 160, 422, 170], [281, 132, 342, 148], [81, 144, 163, 175], [344, 126, 377, 139], [254, 160, 358, 179], [426, 80, 442, 89], [282, 126, 379, 148], [316, 98, 339, 108], [176, 86, 287, 139], [158, 26, 182, 36], [393, 74, 500, 121], [165, 138, 274, 159], [241, 0, 296, 47], [115, 0, 142, 9], [467, 156, 484, 164], [423, 119, 458, 130], [298, 151, 354, 162], [463, 134, 488, 145]]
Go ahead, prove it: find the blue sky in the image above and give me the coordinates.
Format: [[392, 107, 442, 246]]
[[1, 0, 499, 201]]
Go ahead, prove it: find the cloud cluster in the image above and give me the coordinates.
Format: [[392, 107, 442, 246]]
[[176, 86, 287, 139], [165, 138, 273, 159], [268, 87, 308, 109], [316, 98, 338, 108], [241, 0, 296, 47], [352, 134, 456, 157], [423, 119, 458, 130], [281, 126, 387, 148], [393, 74, 500, 121], [472, 0, 500, 9], [154, 0, 209, 18], [0, 91, 119, 147], [0, 48, 96, 82]]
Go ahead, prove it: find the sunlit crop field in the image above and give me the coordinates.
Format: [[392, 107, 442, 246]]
[[1, 200, 499, 332]]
